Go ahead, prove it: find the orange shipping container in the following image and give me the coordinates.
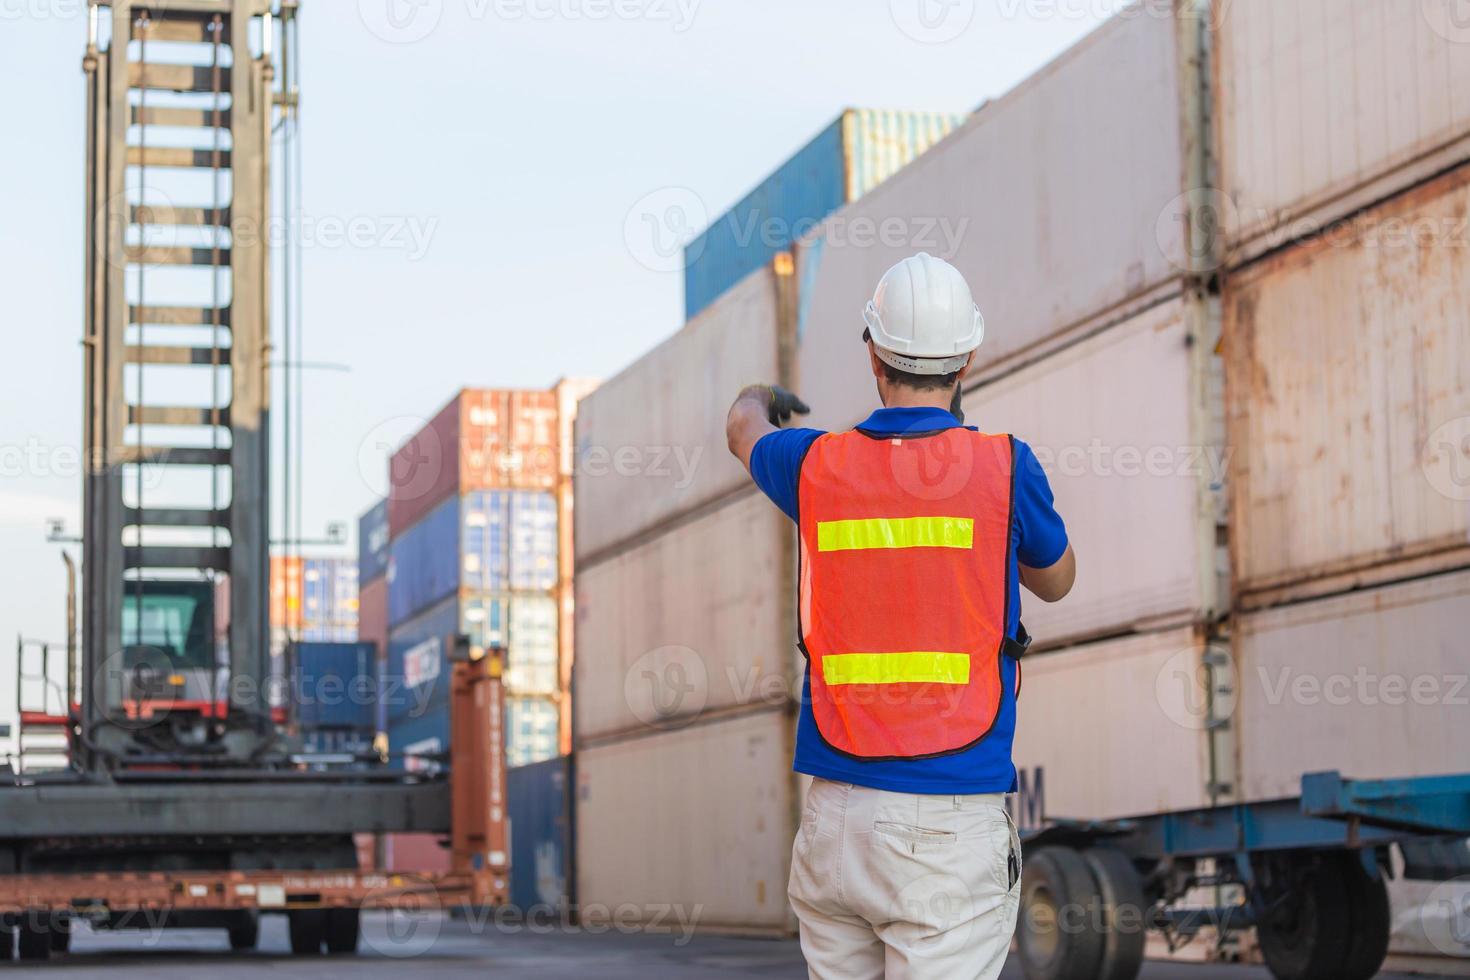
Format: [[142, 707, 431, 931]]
[[358, 576, 388, 663], [388, 388, 560, 536]]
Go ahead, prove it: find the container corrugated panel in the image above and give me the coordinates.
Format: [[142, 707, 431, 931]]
[[1216, 0, 1470, 257], [683, 109, 964, 321], [382, 832, 450, 874], [574, 492, 787, 742], [388, 494, 461, 625], [960, 298, 1218, 649], [270, 556, 303, 631], [509, 491, 558, 591], [508, 595, 559, 696], [1226, 164, 1470, 602], [384, 595, 458, 722], [796, 10, 1187, 431], [302, 728, 375, 756], [574, 266, 780, 562], [460, 491, 509, 593], [358, 498, 390, 584], [1010, 627, 1214, 825], [507, 695, 559, 767], [576, 709, 794, 930], [302, 558, 357, 631], [508, 757, 571, 912], [1234, 569, 1470, 804], [388, 388, 562, 537], [293, 641, 376, 731], [386, 702, 449, 774]]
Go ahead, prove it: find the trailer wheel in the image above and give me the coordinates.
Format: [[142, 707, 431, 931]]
[[325, 907, 360, 954], [0, 923, 14, 960], [1336, 853, 1390, 980], [1256, 855, 1350, 980], [1082, 847, 1147, 980], [228, 910, 260, 951], [1017, 846, 1105, 980], [48, 916, 70, 954], [288, 909, 327, 955], [16, 921, 50, 961]]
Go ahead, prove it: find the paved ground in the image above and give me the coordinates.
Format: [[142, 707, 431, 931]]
[[8, 915, 1430, 978]]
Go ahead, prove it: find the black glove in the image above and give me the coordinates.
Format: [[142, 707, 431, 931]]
[[767, 385, 811, 427]]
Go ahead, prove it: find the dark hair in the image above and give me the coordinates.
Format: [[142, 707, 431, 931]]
[[880, 361, 962, 392]]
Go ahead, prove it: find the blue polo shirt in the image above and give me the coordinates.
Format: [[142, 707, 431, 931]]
[[750, 406, 1068, 795]]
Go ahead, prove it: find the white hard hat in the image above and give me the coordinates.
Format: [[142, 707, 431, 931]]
[[862, 252, 984, 375]]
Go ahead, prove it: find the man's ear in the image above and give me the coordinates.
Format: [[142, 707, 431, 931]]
[[956, 349, 978, 381], [867, 342, 885, 379]]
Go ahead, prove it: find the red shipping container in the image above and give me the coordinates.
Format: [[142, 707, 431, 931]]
[[388, 388, 561, 536], [358, 576, 388, 664], [382, 832, 450, 874]]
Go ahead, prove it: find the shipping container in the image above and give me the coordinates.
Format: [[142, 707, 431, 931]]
[[1233, 569, 1470, 804], [683, 108, 965, 321], [384, 595, 459, 722], [960, 298, 1223, 649], [301, 728, 375, 756], [1226, 164, 1470, 605], [507, 695, 560, 767], [574, 491, 788, 742], [1010, 627, 1216, 827], [507, 595, 559, 696], [1215, 0, 1470, 261], [358, 497, 390, 584], [388, 388, 560, 536], [390, 490, 559, 626], [795, 9, 1197, 431], [554, 377, 600, 754], [382, 833, 450, 875], [575, 709, 795, 932], [358, 576, 387, 663], [302, 558, 357, 629], [574, 265, 783, 563], [508, 757, 571, 912], [291, 641, 376, 732], [385, 703, 449, 774]]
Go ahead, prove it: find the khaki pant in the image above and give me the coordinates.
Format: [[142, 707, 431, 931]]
[[788, 778, 1021, 980]]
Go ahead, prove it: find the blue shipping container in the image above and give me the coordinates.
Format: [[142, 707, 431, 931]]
[[460, 491, 510, 592], [507, 696, 559, 767], [509, 492, 557, 591], [292, 641, 376, 731], [384, 594, 460, 722], [302, 557, 358, 630], [682, 108, 966, 321], [508, 757, 570, 912], [359, 498, 390, 584], [388, 494, 462, 625], [386, 705, 449, 774], [302, 728, 375, 756]]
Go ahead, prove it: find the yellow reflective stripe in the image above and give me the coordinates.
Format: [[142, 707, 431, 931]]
[[822, 652, 971, 686], [816, 516, 974, 552]]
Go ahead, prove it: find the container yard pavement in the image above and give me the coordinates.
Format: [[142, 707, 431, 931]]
[[29, 917, 1428, 979]]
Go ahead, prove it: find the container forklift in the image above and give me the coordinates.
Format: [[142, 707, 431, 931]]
[[0, 1, 508, 959]]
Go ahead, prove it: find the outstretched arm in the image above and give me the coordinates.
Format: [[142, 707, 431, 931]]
[[727, 384, 809, 473]]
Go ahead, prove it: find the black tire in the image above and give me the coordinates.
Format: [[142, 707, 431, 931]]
[[1017, 845, 1106, 980], [1256, 855, 1351, 980], [288, 909, 327, 955], [0, 924, 14, 961], [1337, 852, 1391, 980], [1082, 847, 1148, 980], [16, 922, 50, 961], [228, 910, 260, 951], [48, 916, 70, 954], [325, 907, 360, 954]]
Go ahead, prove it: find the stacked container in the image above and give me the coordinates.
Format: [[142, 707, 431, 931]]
[[574, 3, 1470, 964], [357, 498, 390, 729]]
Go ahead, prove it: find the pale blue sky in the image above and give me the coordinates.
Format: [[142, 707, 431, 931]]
[[0, 2, 1108, 688]]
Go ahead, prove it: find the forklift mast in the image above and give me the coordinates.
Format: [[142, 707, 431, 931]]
[[82, 0, 282, 764]]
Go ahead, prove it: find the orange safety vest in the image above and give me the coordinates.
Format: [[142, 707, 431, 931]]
[[796, 426, 1023, 760]]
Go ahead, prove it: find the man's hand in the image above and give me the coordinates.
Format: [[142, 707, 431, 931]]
[[728, 384, 809, 473], [767, 385, 811, 427]]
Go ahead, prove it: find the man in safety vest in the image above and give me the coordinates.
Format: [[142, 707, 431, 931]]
[[727, 252, 1075, 979]]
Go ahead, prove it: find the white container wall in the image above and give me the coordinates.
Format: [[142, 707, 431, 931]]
[[1233, 569, 1470, 804], [1011, 627, 1216, 825], [796, 8, 1190, 431], [574, 266, 780, 562], [574, 491, 788, 743], [961, 299, 1220, 649], [1226, 166, 1470, 602], [1215, 0, 1470, 258], [575, 709, 795, 932]]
